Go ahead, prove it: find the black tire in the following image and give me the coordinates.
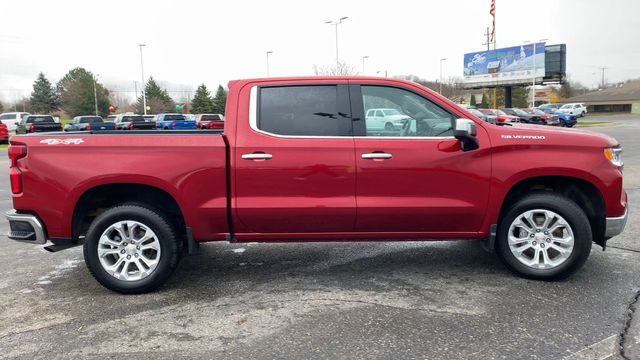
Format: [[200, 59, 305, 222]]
[[559, 119, 566, 127], [496, 192, 592, 280], [581, 111, 586, 117], [83, 204, 181, 294]]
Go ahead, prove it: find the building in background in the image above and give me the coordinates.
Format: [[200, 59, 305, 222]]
[[562, 79, 640, 114]]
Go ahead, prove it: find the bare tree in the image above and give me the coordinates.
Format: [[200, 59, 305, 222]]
[[313, 61, 358, 76]]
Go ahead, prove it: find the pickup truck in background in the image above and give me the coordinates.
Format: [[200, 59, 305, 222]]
[[196, 114, 225, 130], [156, 113, 197, 130], [6, 77, 627, 293], [113, 114, 157, 130], [15, 115, 62, 134], [64, 116, 116, 131], [0, 112, 30, 131]]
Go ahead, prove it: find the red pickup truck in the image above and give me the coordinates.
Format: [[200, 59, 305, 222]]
[[6, 77, 627, 293]]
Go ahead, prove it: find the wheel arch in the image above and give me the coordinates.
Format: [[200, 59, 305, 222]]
[[496, 175, 606, 247], [70, 182, 187, 242]]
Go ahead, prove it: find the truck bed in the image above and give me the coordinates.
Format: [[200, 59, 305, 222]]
[[10, 131, 228, 241]]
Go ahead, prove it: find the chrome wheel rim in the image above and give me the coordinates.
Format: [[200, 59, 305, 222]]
[[507, 209, 574, 270], [97, 220, 161, 281]]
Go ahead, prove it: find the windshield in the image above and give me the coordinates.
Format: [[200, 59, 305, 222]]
[[80, 117, 103, 123], [495, 109, 507, 115], [468, 109, 483, 117], [164, 114, 186, 121], [560, 104, 572, 109], [382, 109, 402, 116], [479, 109, 494, 115], [514, 109, 529, 116]]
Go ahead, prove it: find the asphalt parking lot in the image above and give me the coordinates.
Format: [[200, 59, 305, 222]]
[[1, 115, 639, 360]]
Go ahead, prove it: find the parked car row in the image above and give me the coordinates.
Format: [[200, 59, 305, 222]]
[[61, 113, 225, 132], [462, 106, 577, 128]]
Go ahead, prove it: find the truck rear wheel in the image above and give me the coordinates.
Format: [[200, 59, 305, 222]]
[[496, 193, 592, 280], [83, 204, 181, 293]]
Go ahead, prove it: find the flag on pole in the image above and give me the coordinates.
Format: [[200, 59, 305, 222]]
[[490, 0, 496, 42]]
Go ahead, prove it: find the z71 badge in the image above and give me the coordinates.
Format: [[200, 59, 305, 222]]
[[39, 138, 85, 145]]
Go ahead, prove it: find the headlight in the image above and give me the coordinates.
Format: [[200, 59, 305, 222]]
[[604, 147, 623, 169]]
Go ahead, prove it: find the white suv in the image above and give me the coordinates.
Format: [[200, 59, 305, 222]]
[[0, 112, 31, 131], [558, 103, 587, 117]]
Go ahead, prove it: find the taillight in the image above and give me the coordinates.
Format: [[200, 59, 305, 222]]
[[172, 122, 176, 129], [129, 123, 134, 130], [86, 124, 91, 131], [8, 144, 27, 194], [28, 124, 35, 133]]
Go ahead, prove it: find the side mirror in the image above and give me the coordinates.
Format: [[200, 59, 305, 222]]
[[453, 118, 479, 152]]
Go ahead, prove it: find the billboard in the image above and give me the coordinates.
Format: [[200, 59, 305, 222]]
[[463, 42, 545, 87]]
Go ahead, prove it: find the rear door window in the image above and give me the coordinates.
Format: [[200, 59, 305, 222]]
[[258, 85, 351, 136]]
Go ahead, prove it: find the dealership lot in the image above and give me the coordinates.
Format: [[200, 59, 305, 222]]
[[0, 115, 639, 359]]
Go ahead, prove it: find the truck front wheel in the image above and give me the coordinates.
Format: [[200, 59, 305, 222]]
[[83, 204, 181, 293], [496, 193, 592, 280]]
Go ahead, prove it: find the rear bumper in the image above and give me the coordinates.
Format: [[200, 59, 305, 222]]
[[5, 210, 46, 244], [605, 209, 628, 238]]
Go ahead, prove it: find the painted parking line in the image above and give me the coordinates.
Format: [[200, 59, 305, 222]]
[[562, 335, 617, 360]]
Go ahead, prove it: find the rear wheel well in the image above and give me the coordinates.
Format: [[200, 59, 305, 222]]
[[499, 176, 606, 246], [72, 184, 186, 242]]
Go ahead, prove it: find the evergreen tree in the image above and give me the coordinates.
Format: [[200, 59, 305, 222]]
[[512, 87, 529, 108], [190, 84, 214, 114], [212, 85, 227, 114], [480, 93, 489, 108], [136, 77, 175, 114], [470, 94, 477, 107], [0, 102, 3, 113], [57, 68, 110, 117], [30, 72, 60, 114]]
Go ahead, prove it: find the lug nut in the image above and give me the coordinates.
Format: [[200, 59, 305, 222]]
[[136, 246, 140, 250], [544, 231, 549, 235], [532, 241, 537, 245], [536, 229, 541, 233], [123, 242, 128, 246], [126, 255, 131, 259], [541, 243, 546, 248], [546, 238, 551, 243], [134, 253, 139, 257], [120, 249, 126, 254], [530, 234, 535, 238], [131, 241, 135, 245]]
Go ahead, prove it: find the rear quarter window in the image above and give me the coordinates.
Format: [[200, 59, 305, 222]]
[[258, 85, 351, 136]]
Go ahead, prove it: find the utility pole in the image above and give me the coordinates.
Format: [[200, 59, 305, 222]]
[[439, 58, 447, 94], [599, 67, 608, 88], [93, 74, 99, 116], [482, 27, 492, 51]]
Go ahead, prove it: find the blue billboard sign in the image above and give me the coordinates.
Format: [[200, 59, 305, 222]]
[[463, 43, 546, 86]]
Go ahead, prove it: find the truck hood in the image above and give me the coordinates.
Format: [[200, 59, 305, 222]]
[[493, 123, 618, 148]]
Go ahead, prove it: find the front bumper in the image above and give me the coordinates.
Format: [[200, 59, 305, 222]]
[[605, 209, 628, 238], [5, 210, 46, 244]]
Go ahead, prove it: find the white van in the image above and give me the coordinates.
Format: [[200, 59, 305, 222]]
[[0, 112, 31, 131]]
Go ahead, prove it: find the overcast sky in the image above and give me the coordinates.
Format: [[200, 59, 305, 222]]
[[1, 0, 639, 104]]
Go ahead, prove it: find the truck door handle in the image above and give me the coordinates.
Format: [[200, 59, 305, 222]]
[[361, 152, 392, 159], [242, 153, 273, 160]]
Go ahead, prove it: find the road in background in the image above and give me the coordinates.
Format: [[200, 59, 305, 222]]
[[1, 115, 639, 359]]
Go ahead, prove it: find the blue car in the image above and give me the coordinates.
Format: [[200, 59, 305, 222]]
[[155, 113, 196, 130], [554, 111, 578, 127], [539, 107, 577, 127]]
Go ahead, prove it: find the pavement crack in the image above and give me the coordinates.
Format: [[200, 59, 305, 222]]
[[619, 289, 640, 360], [608, 245, 640, 254]]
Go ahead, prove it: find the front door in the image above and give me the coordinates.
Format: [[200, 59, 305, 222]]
[[352, 83, 492, 235], [234, 82, 357, 234]]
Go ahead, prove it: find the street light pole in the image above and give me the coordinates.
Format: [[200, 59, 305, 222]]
[[266, 51, 273, 76], [439, 58, 447, 94], [525, 38, 547, 107], [93, 74, 99, 116], [325, 17, 348, 68], [362, 55, 369, 74], [138, 44, 147, 115]]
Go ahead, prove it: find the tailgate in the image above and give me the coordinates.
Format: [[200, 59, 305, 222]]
[[35, 123, 62, 132]]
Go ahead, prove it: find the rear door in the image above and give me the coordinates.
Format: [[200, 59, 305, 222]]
[[351, 82, 491, 235], [234, 81, 356, 234]]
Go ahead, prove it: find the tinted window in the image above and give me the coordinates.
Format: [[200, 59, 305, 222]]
[[201, 114, 222, 121], [0, 114, 13, 120], [361, 86, 454, 137], [164, 114, 185, 121], [258, 85, 350, 136], [26, 116, 55, 124], [123, 116, 145, 122]]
